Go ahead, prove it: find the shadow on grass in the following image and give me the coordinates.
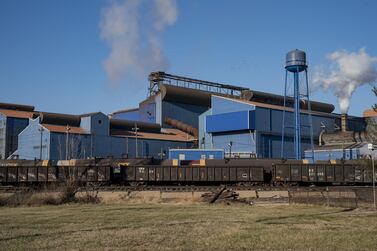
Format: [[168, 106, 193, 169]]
[[256, 208, 355, 224]]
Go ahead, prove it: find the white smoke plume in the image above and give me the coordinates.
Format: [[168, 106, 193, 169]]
[[100, 0, 177, 86], [312, 48, 377, 113]]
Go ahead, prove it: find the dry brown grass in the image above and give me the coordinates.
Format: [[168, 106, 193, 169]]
[[0, 203, 376, 250], [0, 186, 100, 207]]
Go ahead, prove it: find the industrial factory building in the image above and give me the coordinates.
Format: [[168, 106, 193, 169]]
[[0, 105, 194, 160], [111, 72, 248, 129], [12, 111, 193, 160], [0, 103, 35, 159], [1, 70, 375, 162], [199, 95, 365, 159], [305, 111, 377, 161], [110, 71, 368, 160]]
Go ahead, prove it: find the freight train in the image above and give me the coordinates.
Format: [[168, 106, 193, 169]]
[[0, 158, 375, 186]]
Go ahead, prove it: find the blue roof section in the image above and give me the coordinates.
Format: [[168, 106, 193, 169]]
[[211, 95, 255, 115]]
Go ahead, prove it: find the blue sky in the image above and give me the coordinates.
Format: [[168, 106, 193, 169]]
[[0, 0, 376, 116]]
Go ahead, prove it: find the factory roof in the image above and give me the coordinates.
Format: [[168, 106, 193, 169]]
[[213, 95, 352, 119], [0, 109, 34, 119], [79, 112, 105, 117], [111, 128, 195, 142], [110, 107, 139, 116], [42, 124, 89, 135], [363, 109, 377, 118]]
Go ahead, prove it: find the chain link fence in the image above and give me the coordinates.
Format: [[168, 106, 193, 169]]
[[288, 187, 376, 209]]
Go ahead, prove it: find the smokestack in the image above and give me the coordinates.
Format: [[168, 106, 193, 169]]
[[341, 113, 348, 132]]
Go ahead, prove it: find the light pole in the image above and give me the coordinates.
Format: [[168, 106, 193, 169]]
[[66, 125, 71, 160], [132, 123, 139, 158], [38, 127, 44, 160], [368, 143, 376, 210]]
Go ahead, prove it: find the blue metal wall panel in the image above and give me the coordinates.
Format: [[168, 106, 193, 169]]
[[206, 111, 255, 133], [0, 114, 5, 159], [304, 148, 361, 161], [211, 96, 255, 115], [139, 100, 157, 123], [199, 109, 213, 149], [15, 119, 50, 160], [256, 107, 337, 136], [212, 132, 256, 155], [162, 101, 208, 128], [168, 149, 224, 160], [5, 117, 29, 158], [15, 116, 193, 160]]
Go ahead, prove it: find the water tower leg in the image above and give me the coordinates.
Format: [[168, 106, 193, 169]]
[[294, 68, 301, 160]]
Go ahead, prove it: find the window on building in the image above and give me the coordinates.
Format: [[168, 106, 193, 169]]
[[179, 154, 185, 160]]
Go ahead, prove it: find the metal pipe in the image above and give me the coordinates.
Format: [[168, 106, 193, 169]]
[[132, 123, 139, 158], [305, 69, 315, 162], [294, 68, 301, 160], [281, 70, 288, 158], [39, 127, 44, 160]]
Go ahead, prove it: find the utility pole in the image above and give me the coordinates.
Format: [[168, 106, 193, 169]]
[[90, 134, 93, 158], [38, 127, 44, 160], [132, 123, 139, 158], [368, 143, 376, 210], [228, 141, 233, 158], [66, 125, 71, 160], [373, 154, 376, 210], [125, 137, 129, 158]]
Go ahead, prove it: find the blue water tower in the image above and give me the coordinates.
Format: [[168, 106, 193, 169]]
[[281, 49, 314, 160]]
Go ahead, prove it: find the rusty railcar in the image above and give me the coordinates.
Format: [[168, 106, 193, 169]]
[[272, 163, 373, 185], [119, 165, 265, 185], [0, 160, 57, 184]]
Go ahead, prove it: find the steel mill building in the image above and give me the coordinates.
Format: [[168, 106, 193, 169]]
[[0, 71, 375, 161]]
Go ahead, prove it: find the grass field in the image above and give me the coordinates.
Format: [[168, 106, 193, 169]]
[[0, 203, 377, 250]]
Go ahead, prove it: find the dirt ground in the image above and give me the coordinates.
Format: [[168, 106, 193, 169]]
[[0, 202, 376, 250]]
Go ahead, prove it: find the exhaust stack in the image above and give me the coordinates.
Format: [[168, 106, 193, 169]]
[[341, 113, 348, 132]]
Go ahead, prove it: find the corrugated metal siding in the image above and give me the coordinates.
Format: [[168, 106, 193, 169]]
[[199, 109, 212, 149], [256, 107, 336, 136], [257, 133, 314, 159], [162, 101, 208, 128], [206, 110, 255, 133], [139, 97, 157, 124], [212, 131, 256, 155], [90, 113, 109, 136], [5, 117, 29, 158], [0, 114, 6, 159], [16, 117, 192, 160], [169, 149, 224, 160], [15, 119, 50, 160], [305, 148, 360, 161]]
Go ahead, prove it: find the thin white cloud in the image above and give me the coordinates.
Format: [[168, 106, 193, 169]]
[[100, 0, 178, 86]]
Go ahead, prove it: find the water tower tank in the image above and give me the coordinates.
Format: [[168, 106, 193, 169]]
[[285, 49, 307, 72]]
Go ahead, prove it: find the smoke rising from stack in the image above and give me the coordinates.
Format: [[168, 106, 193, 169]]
[[100, 0, 178, 86], [312, 48, 377, 113]]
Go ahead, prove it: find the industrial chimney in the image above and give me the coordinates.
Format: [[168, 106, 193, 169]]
[[341, 113, 348, 132]]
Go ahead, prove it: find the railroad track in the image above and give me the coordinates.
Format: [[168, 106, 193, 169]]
[[1, 184, 374, 193]]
